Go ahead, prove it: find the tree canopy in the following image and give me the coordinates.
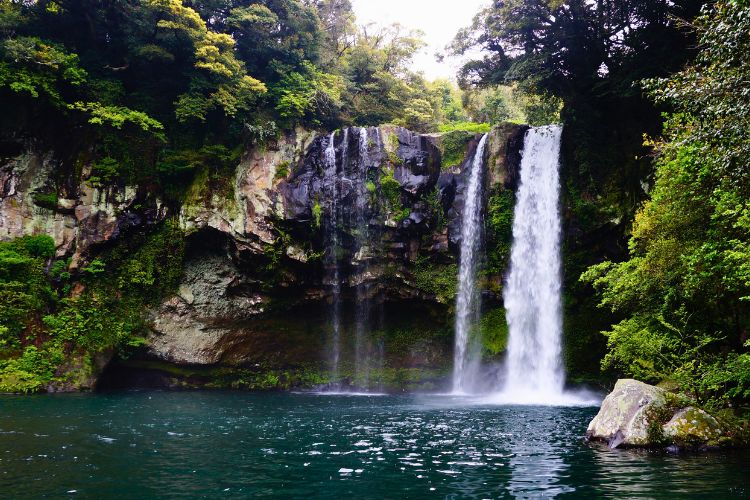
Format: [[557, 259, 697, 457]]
[[0, 0, 476, 192], [582, 0, 750, 406]]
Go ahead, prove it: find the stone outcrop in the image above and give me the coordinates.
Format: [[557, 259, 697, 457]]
[[142, 125, 526, 370], [0, 150, 167, 266], [662, 407, 724, 444], [485, 123, 529, 190], [586, 379, 667, 447], [587, 379, 733, 449]]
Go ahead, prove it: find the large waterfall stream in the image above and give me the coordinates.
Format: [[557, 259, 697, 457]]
[[500, 125, 566, 402], [452, 126, 594, 405]]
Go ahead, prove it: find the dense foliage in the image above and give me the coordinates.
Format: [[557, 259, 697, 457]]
[[582, 1, 750, 407], [0, 223, 184, 392], [0, 0, 484, 195]]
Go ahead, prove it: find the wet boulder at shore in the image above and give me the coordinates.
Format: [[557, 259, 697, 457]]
[[586, 379, 666, 448], [586, 379, 734, 449]]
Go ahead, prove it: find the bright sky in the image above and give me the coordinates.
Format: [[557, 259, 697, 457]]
[[350, 0, 489, 81]]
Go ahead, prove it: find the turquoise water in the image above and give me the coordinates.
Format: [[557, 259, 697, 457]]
[[1, 392, 748, 498]]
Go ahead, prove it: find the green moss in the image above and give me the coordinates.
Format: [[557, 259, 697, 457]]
[[355, 367, 449, 392], [424, 187, 446, 230], [386, 133, 401, 165], [412, 258, 458, 304], [31, 191, 58, 210], [645, 392, 689, 446], [0, 221, 186, 393], [0, 235, 56, 347], [183, 166, 210, 205], [274, 160, 290, 180], [438, 122, 491, 134], [485, 189, 515, 277], [117, 359, 333, 391], [380, 170, 410, 222], [153, 144, 242, 202], [478, 307, 508, 356], [311, 200, 323, 229], [115, 359, 449, 392], [439, 131, 473, 170]]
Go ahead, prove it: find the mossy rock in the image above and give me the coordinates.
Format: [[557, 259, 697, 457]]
[[434, 131, 474, 170], [587, 379, 741, 449], [662, 407, 724, 445]]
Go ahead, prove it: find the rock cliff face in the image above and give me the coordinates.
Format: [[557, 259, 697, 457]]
[[0, 124, 527, 390], [0, 151, 167, 266]]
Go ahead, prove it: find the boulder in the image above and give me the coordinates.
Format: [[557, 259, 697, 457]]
[[663, 407, 723, 444], [392, 127, 441, 197], [586, 379, 667, 448], [587, 379, 737, 449], [486, 123, 528, 190]]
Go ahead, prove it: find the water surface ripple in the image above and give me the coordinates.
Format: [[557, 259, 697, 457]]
[[0, 392, 747, 498]]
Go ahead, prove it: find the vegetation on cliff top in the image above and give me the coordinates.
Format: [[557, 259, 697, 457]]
[[0, 0, 514, 199]]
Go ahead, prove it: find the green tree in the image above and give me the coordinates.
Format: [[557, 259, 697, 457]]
[[341, 23, 425, 125], [582, 1, 750, 406], [452, 0, 705, 204]]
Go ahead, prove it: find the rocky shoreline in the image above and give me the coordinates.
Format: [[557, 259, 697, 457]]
[[586, 379, 749, 451]]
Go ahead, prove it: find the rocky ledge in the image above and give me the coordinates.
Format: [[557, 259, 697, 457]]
[[586, 379, 748, 450]]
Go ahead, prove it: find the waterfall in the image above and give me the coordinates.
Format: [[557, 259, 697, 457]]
[[502, 125, 565, 401], [354, 127, 372, 389], [452, 134, 488, 394], [323, 131, 342, 388]]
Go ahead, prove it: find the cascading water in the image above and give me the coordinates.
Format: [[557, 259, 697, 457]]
[[354, 127, 373, 389], [323, 131, 342, 387], [452, 134, 488, 394], [501, 125, 565, 402]]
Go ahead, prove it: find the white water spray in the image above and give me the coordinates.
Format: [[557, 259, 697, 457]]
[[501, 125, 566, 403], [452, 134, 488, 394]]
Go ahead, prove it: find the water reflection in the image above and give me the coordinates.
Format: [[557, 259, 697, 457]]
[[587, 442, 750, 498], [504, 407, 574, 497]]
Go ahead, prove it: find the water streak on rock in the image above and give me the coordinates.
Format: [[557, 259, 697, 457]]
[[323, 131, 341, 387]]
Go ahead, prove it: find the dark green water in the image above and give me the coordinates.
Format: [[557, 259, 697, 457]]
[[1, 392, 748, 498]]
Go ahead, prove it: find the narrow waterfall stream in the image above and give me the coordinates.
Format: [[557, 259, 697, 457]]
[[321, 127, 385, 393], [452, 134, 488, 394], [354, 127, 372, 388], [500, 125, 566, 403], [323, 131, 342, 387]]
